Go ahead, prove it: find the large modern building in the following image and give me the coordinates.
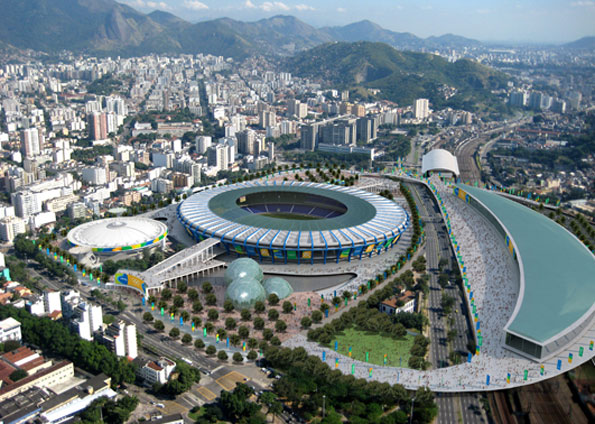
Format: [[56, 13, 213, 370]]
[[177, 181, 409, 264], [421, 149, 460, 178], [455, 184, 595, 361], [66, 217, 167, 256]]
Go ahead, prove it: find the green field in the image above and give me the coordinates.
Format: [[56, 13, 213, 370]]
[[330, 327, 415, 367], [260, 212, 320, 220]]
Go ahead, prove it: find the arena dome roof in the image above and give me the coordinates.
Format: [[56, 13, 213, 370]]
[[263, 277, 293, 300], [225, 278, 267, 310], [67, 217, 168, 253], [223, 258, 264, 285], [422, 149, 460, 176]]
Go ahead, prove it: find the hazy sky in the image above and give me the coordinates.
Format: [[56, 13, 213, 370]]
[[121, 0, 595, 43]]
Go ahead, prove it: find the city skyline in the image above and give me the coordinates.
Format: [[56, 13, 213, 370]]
[[121, 0, 595, 43]]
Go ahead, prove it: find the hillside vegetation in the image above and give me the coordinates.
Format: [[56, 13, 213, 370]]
[[284, 42, 510, 113]]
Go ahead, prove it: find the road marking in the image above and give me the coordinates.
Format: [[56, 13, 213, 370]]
[[216, 371, 249, 391], [211, 365, 225, 373], [197, 386, 217, 401]]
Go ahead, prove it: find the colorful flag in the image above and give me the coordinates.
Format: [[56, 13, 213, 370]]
[[556, 359, 562, 370], [365, 352, 369, 362], [486, 375, 490, 385], [568, 353, 573, 363], [540, 365, 544, 376], [335, 358, 339, 368], [506, 373, 510, 383], [523, 370, 528, 381]]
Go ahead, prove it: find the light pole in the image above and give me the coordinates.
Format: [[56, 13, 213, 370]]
[[409, 396, 416, 424], [322, 394, 326, 418]]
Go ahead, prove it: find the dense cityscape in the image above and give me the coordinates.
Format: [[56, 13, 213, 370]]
[[0, 1, 592, 424]]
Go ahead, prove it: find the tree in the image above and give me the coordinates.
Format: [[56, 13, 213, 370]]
[[177, 281, 187, 293], [254, 317, 265, 330], [230, 333, 241, 347], [169, 327, 180, 339], [182, 333, 193, 344], [206, 345, 217, 355], [188, 288, 199, 301], [262, 328, 273, 340], [9, 369, 27, 381], [181, 310, 190, 322], [238, 326, 249, 339], [161, 361, 200, 396], [240, 309, 252, 321], [161, 288, 172, 301], [275, 320, 287, 332], [254, 301, 265, 313], [194, 339, 205, 349], [192, 316, 202, 327], [441, 294, 455, 315], [202, 281, 213, 293], [223, 299, 235, 313], [282, 301, 293, 314], [301, 316, 312, 329], [270, 336, 281, 346], [233, 352, 244, 363], [192, 300, 203, 313], [205, 293, 217, 306], [268, 309, 279, 321], [173, 295, 184, 308], [247, 350, 258, 361], [217, 350, 228, 361], [268, 293, 279, 306], [154, 320, 165, 332], [311, 310, 323, 323], [142, 312, 154, 322], [225, 317, 237, 330], [207, 309, 219, 321]]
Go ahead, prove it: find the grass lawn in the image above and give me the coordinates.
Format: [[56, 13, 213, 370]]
[[330, 327, 415, 367], [188, 407, 205, 421]]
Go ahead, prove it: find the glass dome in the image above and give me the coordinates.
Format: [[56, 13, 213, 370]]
[[223, 258, 264, 285], [225, 278, 266, 310], [263, 277, 294, 300]]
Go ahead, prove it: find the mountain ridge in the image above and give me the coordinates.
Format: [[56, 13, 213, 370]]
[[0, 1, 590, 58]]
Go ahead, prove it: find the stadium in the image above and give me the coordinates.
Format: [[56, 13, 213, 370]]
[[66, 217, 168, 256], [177, 181, 410, 264]]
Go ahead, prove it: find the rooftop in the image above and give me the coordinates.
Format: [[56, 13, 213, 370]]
[[458, 184, 595, 344]]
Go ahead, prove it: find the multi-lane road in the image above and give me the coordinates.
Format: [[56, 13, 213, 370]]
[[407, 182, 487, 424]]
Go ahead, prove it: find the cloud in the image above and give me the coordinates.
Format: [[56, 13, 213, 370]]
[[245, 0, 256, 8], [476, 8, 491, 14], [184, 0, 209, 10], [337, 7, 346, 13], [295, 4, 315, 11], [571, 0, 595, 6], [260, 2, 290, 11], [147, 1, 170, 9]]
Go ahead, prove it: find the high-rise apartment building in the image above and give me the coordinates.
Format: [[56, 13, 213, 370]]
[[11, 191, 42, 217], [0, 216, 27, 242], [72, 302, 102, 341], [88, 112, 107, 141], [20, 128, 43, 157], [414, 99, 430, 119], [98, 320, 138, 359], [300, 124, 319, 151]]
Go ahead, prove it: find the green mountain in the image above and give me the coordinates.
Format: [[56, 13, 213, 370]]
[[284, 42, 510, 112], [562, 36, 595, 50]]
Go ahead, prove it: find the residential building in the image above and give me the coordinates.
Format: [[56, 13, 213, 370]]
[[20, 128, 43, 158], [0, 216, 27, 241], [414, 98, 429, 119], [195, 136, 212, 154], [81, 167, 107, 185], [71, 302, 102, 341], [88, 112, 107, 141], [379, 291, 416, 315], [98, 320, 138, 359], [138, 357, 176, 385], [0, 317, 21, 343]]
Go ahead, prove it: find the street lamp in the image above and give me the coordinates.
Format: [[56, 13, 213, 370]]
[[409, 396, 416, 424], [322, 394, 326, 418]]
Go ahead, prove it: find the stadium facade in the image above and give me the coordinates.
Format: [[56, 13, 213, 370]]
[[177, 181, 409, 264]]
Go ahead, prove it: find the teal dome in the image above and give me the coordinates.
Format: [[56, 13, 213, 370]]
[[225, 278, 266, 310], [263, 277, 293, 300], [224, 258, 264, 285]]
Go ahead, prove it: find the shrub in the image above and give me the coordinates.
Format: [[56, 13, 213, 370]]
[[233, 352, 244, 363], [268, 309, 279, 321], [206, 345, 216, 355], [217, 350, 228, 361], [268, 294, 279, 306], [194, 339, 205, 349]]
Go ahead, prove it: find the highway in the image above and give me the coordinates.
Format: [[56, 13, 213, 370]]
[[407, 182, 486, 424]]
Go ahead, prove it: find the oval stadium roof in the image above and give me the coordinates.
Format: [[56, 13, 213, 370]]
[[458, 184, 595, 346], [422, 149, 460, 176]]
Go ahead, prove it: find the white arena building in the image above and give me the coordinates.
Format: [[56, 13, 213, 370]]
[[66, 217, 167, 256]]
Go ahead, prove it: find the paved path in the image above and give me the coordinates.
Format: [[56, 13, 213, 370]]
[[283, 174, 595, 393]]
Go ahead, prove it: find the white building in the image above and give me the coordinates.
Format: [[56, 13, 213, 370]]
[[99, 320, 138, 359], [44, 291, 62, 315], [414, 98, 429, 119], [0, 317, 22, 343], [20, 128, 43, 158], [138, 357, 176, 385], [152, 152, 174, 169], [72, 302, 103, 341], [0, 215, 27, 242], [195, 136, 212, 154], [81, 167, 107, 185], [12, 191, 42, 218]]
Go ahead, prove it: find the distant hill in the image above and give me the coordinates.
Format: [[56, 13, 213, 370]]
[[284, 42, 510, 111], [563, 36, 595, 50]]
